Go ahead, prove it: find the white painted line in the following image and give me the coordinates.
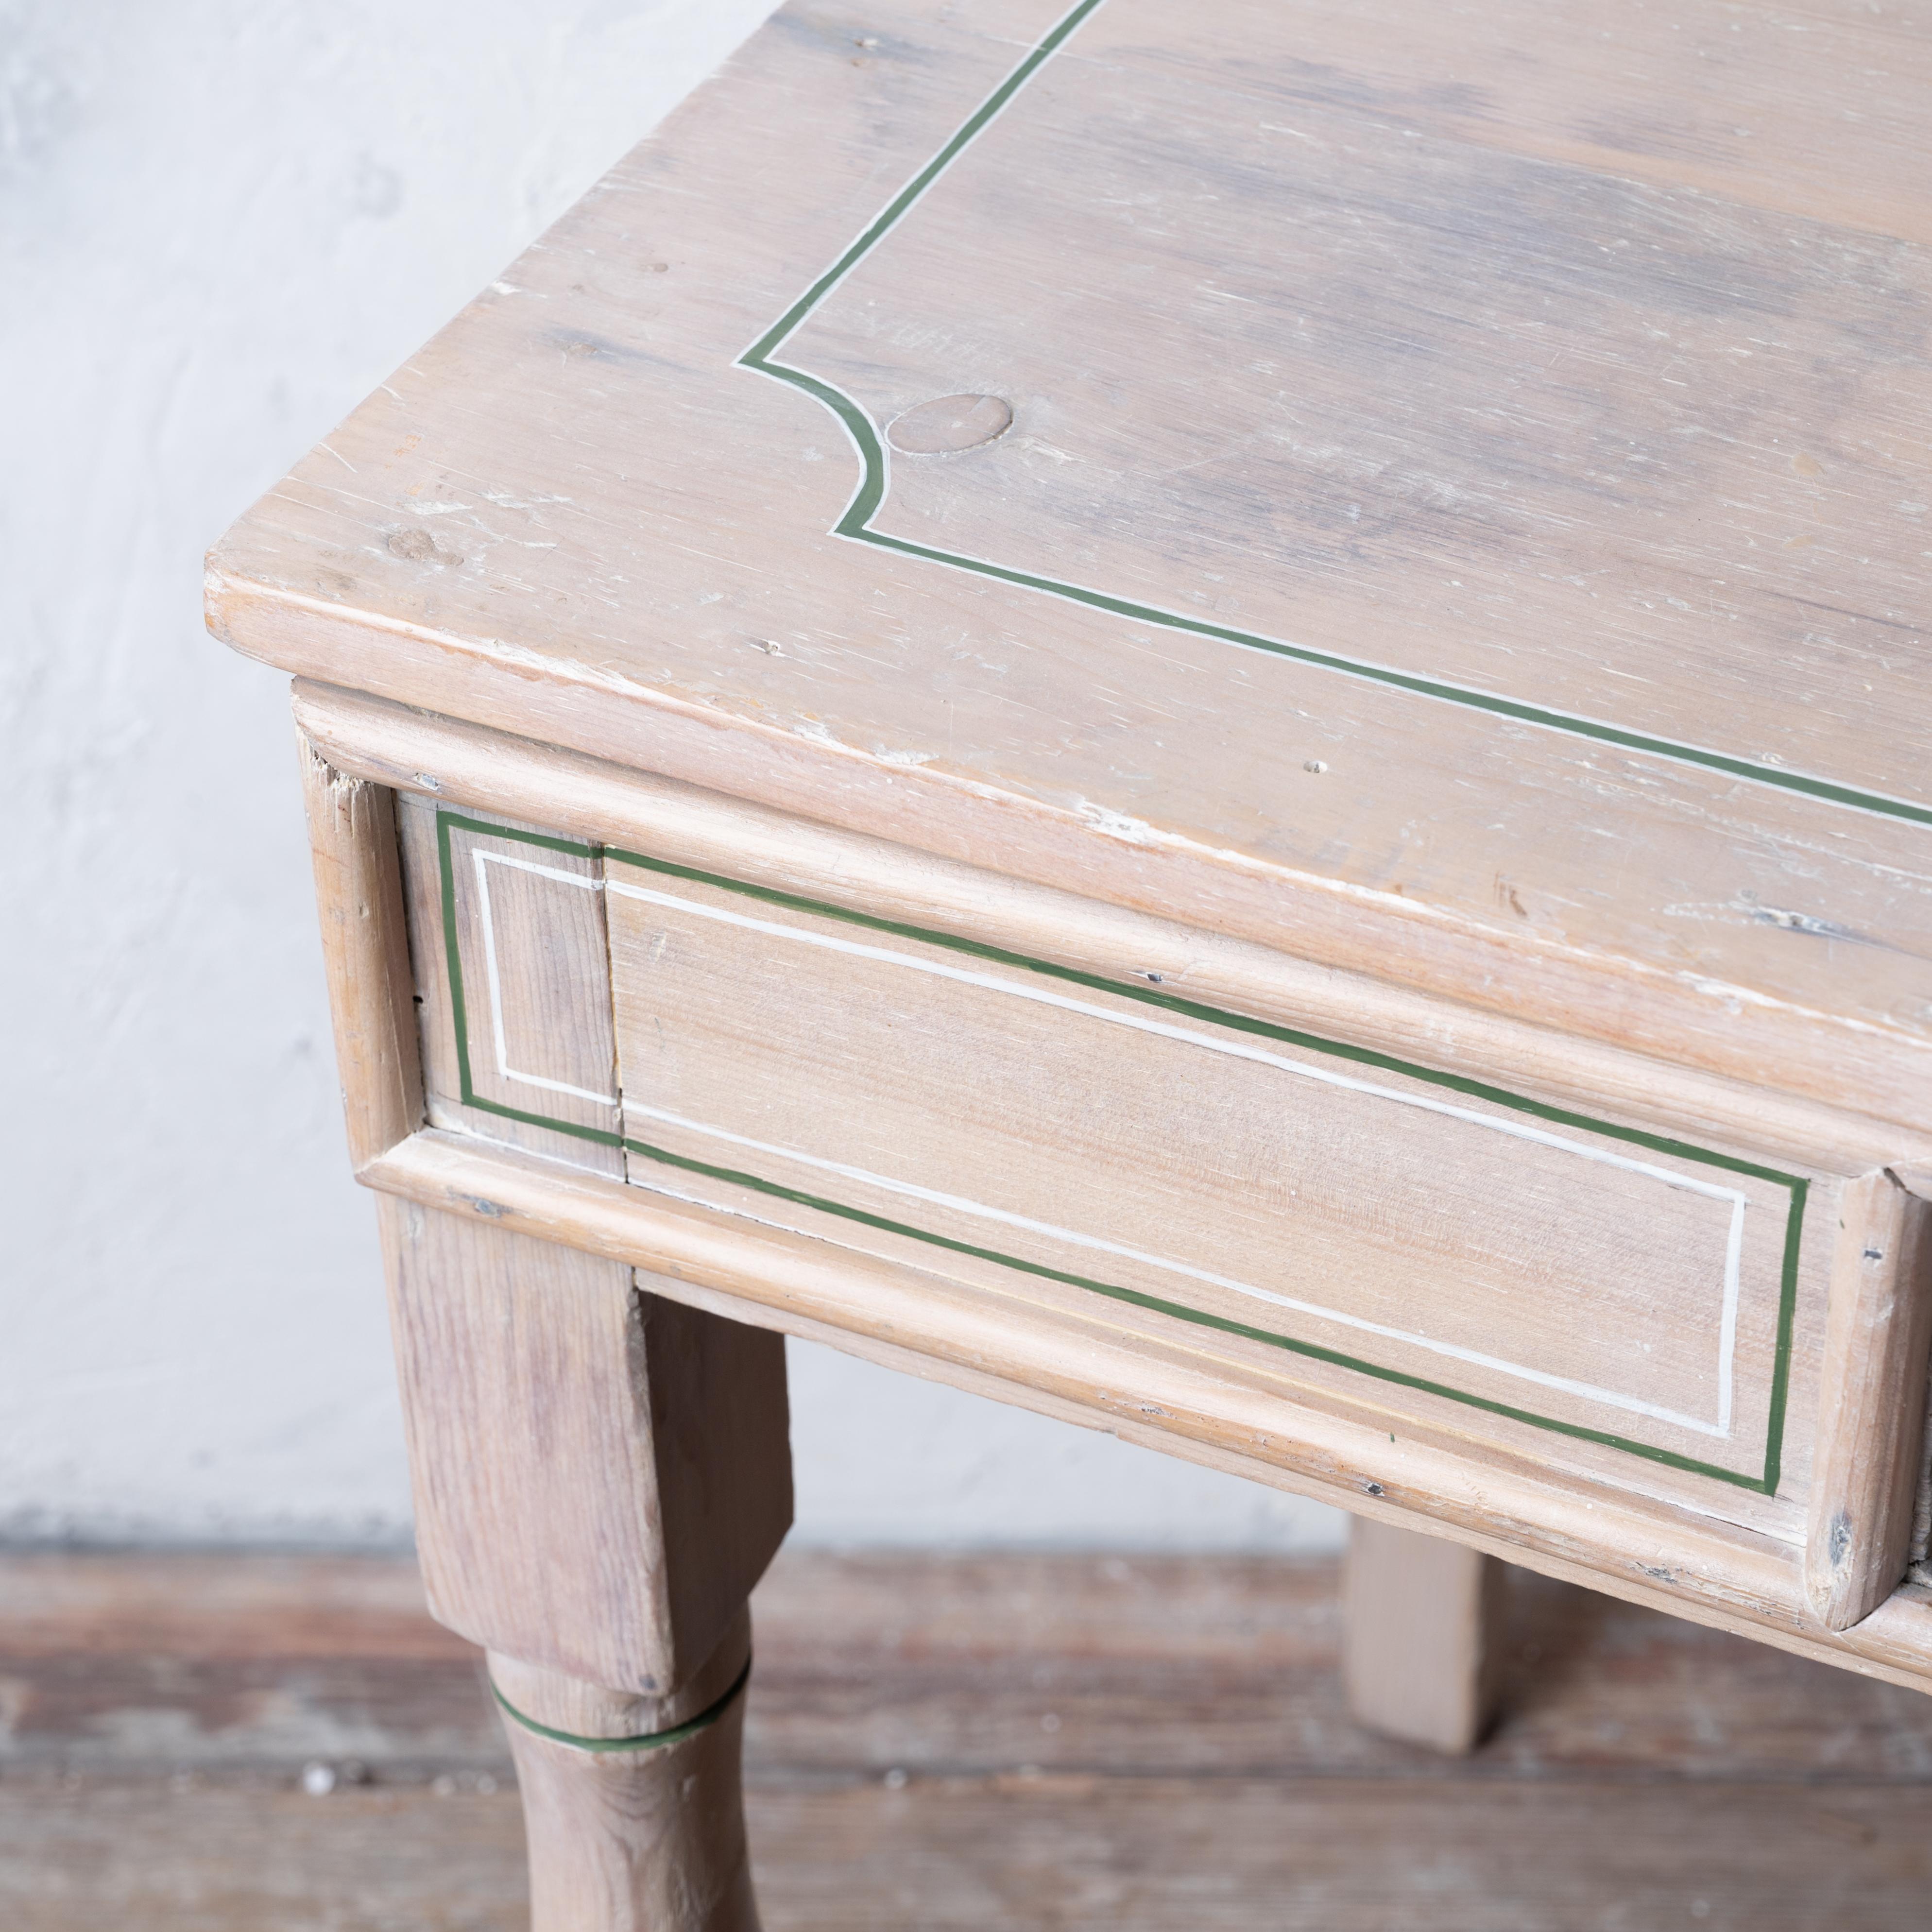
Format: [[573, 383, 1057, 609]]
[[457, 839, 1752, 1437], [471, 850, 620, 1109], [1716, 1191, 1745, 1437], [621, 1096, 1728, 1438], [603, 876, 1743, 1201], [600, 866, 1751, 1440]]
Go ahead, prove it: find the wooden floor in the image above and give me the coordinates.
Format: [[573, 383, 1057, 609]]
[[3, 1550, 1931, 1929]]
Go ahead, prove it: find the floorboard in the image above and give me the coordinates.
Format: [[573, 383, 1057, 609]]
[[1, 1551, 1928, 1927]]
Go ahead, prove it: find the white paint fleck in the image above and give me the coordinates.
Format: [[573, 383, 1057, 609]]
[[481, 490, 573, 510], [1076, 802, 1161, 845]]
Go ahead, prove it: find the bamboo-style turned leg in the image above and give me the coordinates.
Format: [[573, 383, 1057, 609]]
[[492, 1615, 759, 1931], [1343, 1515, 1504, 1756], [377, 1198, 792, 1931]]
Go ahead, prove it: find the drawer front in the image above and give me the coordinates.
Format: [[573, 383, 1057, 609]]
[[423, 806, 1811, 1503]]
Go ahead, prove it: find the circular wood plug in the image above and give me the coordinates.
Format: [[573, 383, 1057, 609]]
[[886, 393, 1013, 454]]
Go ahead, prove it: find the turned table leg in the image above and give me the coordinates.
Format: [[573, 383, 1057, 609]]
[[491, 1614, 758, 1929], [377, 1197, 792, 1930], [1343, 1515, 1504, 1755]]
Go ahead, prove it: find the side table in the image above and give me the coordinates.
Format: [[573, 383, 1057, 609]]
[[209, 2, 1932, 1923]]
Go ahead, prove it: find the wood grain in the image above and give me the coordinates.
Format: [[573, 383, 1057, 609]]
[[16, 1777, 1932, 1932], [13, 1551, 1932, 1932], [509, 1701, 759, 1932], [490, 1609, 752, 1744], [300, 679, 1926, 1175], [304, 686, 1897, 1568], [600, 836, 1800, 1487], [742, 1551, 1932, 1784], [234, 11, 1932, 1886], [379, 1202, 789, 1927], [297, 733, 422, 1170], [497, 1616, 760, 1932], [17, 1776, 1932, 1932], [359, 1128, 1932, 1695], [17, 1549, 1932, 1784], [1806, 1170, 1932, 1630], [1343, 1518, 1502, 1755], [209, 0, 1932, 1126], [0, 1553, 502, 1783], [395, 789, 624, 1175], [376, 1196, 792, 1693], [800, 2, 1932, 780]]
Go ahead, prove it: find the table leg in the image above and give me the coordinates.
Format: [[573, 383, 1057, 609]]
[[1343, 1515, 1503, 1755], [490, 1615, 758, 1929], [376, 1196, 792, 1930]]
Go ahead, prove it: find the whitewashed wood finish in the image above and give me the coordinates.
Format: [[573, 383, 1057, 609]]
[[307, 683, 1916, 1186], [490, 1609, 753, 1746], [491, 1616, 760, 1932], [1343, 1519, 1502, 1755], [1807, 1174, 1932, 1631], [599, 854, 1796, 1487], [505, 1694, 760, 1932], [360, 1127, 1932, 1697], [376, 1196, 791, 1694], [323, 687, 1932, 1675], [298, 736, 422, 1171], [301, 764, 788, 1929], [210, 0, 1932, 1135], [236, 16, 1932, 1903], [368, 710, 1829, 1534], [792, 5, 1932, 770], [396, 791, 621, 1176]]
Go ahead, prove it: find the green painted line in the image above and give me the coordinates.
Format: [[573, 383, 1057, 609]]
[[740, 0, 1110, 371], [461, 1088, 626, 1151], [437, 808, 479, 1108], [618, 1130, 1777, 1493], [491, 1655, 751, 1754], [440, 811, 602, 1122], [447, 805, 1803, 1193], [851, 531, 1932, 828], [737, 0, 1932, 833], [1760, 1175, 1808, 1499], [599, 840, 1801, 1190], [438, 809, 1805, 1494]]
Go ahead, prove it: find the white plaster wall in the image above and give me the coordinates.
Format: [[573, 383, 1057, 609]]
[[0, 0, 1343, 1554]]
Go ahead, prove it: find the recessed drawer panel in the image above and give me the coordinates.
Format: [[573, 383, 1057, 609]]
[[415, 806, 1811, 1500], [593, 847, 1805, 1497]]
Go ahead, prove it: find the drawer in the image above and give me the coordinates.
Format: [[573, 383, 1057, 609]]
[[602, 838, 1808, 1495], [293, 689, 1932, 1683], [403, 798, 1829, 1523]]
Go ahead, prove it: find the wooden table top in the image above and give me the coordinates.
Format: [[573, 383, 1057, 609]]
[[209, 0, 1932, 1130]]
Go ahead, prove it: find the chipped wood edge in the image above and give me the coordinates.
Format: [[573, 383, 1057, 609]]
[[359, 1124, 1932, 1697], [1805, 1171, 1932, 1630], [297, 724, 425, 1169], [290, 679, 1930, 1177]]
